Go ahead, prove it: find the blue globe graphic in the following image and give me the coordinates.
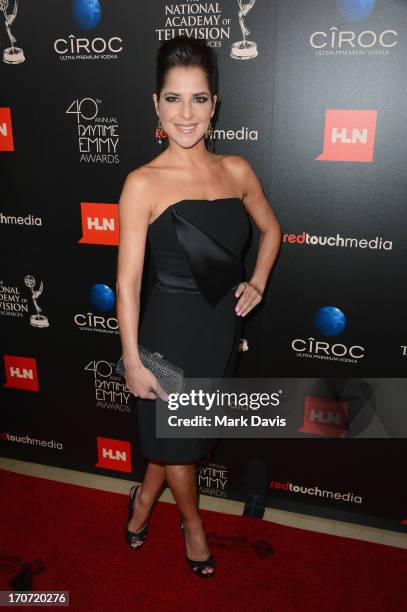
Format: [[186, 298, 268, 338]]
[[313, 306, 346, 337], [89, 284, 115, 312], [336, 0, 376, 22], [72, 0, 101, 30]]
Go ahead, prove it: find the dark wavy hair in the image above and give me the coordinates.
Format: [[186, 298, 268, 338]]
[[156, 35, 218, 99]]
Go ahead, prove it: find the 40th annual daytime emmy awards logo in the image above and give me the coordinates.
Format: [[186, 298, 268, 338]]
[[231, 0, 258, 60], [24, 275, 49, 328], [1, 0, 25, 63]]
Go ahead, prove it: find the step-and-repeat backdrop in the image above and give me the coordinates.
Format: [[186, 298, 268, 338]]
[[1, 1, 406, 533]]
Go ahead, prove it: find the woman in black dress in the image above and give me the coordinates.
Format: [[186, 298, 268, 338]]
[[116, 35, 281, 577]]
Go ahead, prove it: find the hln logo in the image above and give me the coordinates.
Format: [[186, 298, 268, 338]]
[[316, 109, 377, 162], [102, 447, 126, 461], [3, 355, 39, 391], [331, 127, 367, 144], [79, 202, 119, 245], [87, 216, 115, 231], [0, 107, 15, 151], [310, 409, 341, 425], [95, 436, 132, 473], [298, 396, 348, 438], [9, 366, 34, 380]]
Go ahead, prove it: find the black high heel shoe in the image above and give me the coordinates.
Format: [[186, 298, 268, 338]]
[[179, 517, 216, 577], [125, 484, 149, 549]]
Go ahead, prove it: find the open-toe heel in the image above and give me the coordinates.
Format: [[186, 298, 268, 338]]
[[125, 484, 149, 550], [180, 518, 216, 578]]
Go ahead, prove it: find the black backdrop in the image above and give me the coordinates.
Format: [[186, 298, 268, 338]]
[[1, 0, 406, 534]]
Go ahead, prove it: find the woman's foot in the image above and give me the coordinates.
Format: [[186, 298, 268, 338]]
[[182, 516, 215, 576], [127, 485, 155, 548]]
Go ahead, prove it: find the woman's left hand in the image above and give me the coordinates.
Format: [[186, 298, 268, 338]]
[[234, 281, 263, 317]]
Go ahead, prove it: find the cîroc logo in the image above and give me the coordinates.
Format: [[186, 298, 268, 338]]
[[291, 306, 365, 364], [54, 0, 123, 61], [74, 283, 118, 334], [309, 0, 398, 57]]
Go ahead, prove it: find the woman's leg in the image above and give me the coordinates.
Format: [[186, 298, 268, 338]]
[[165, 463, 214, 575], [127, 460, 166, 546]]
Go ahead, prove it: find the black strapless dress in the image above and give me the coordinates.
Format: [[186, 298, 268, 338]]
[[137, 197, 251, 463]]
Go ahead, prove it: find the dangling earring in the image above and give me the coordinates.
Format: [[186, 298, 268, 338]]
[[156, 118, 163, 144], [205, 121, 214, 140]]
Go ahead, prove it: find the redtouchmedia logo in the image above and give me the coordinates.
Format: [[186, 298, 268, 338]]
[[78, 202, 119, 245], [316, 109, 377, 162], [298, 396, 348, 438], [94, 436, 132, 473], [270, 480, 362, 504], [283, 230, 392, 251], [3, 355, 39, 391], [0, 108, 14, 151]]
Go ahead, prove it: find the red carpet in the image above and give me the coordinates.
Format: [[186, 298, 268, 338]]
[[0, 468, 406, 612]]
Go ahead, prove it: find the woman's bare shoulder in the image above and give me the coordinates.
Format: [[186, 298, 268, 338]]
[[221, 154, 253, 173], [220, 154, 256, 193], [118, 165, 161, 222], [121, 154, 168, 201], [125, 155, 164, 184]]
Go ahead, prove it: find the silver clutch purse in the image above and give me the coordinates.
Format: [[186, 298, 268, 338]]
[[116, 345, 187, 396]]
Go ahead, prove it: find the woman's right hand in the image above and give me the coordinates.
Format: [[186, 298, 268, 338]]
[[124, 361, 169, 401]]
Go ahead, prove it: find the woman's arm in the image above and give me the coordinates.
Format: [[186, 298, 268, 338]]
[[116, 169, 152, 367], [227, 155, 282, 317], [115, 169, 168, 400]]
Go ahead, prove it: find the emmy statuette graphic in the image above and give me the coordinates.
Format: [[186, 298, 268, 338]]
[[24, 275, 49, 328], [1, 0, 25, 64], [230, 0, 258, 60]]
